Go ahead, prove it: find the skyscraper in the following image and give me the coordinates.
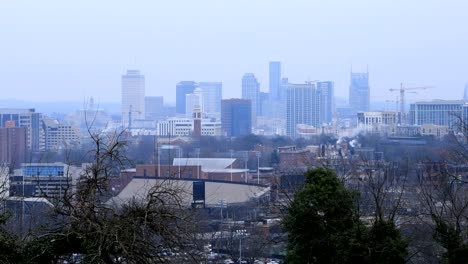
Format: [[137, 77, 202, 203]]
[[317, 81, 335, 124], [464, 83, 468, 101], [241, 73, 260, 127], [269, 61, 281, 100], [221, 99, 252, 137], [185, 89, 203, 118], [349, 71, 370, 112], [198, 82, 222, 118], [176, 81, 197, 114], [286, 82, 319, 137], [121, 70, 145, 127], [145, 96, 164, 120]]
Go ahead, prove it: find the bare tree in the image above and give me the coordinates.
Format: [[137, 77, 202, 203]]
[[17, 126, 201, 263]]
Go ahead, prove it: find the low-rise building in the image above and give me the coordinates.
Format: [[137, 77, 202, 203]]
[[156, 118, 222, 137], [42, 118, 80, 151], [9, 162, 83, 197]]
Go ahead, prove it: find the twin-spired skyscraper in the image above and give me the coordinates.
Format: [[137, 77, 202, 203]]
[[349, 70, 370, 112], [121, 70, 145, 128]]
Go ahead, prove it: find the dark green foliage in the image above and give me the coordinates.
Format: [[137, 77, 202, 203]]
[[284, 168, 408, 264], [367, 220, 408, 264], [0, 213, 20, 263], [433, 216, 468, 264], [283, 168, 360, 263]]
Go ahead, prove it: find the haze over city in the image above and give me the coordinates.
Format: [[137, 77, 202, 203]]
[[1, 0, 467, 104]]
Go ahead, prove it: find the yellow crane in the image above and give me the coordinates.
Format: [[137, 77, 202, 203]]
[[389, 83, 434, 124]]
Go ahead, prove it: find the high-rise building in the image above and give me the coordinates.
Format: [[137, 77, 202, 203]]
[[286, 82, 320, 137], [464, 83, 468, 101], [241, 73, 260, 127], [0, 122, 27, 168], [349, 71, 370, 112], [221, 99, 252, 137], [269, 62, 281, 100], [145, 96, 164, 120], [185, 89, 203, 118], [121, 70, 145, 127], [176, 81, 197, 114], [258, 92, 269, 116], [0, 108, 42, 151], [317, 81, 335, 124], [198, 82, 222, 118]]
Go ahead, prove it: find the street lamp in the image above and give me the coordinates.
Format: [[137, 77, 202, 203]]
[[229, 149, 234, 182], [256, 151, 261, 184], [243, 151, 248, 183], [236, 229, 247, 263], [177, 147, 182, 178], [195, 148, 200, 179]]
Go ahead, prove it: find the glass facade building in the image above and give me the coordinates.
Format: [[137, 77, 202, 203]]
[[221, 99, 252, 137], [269, 61, 281, 100], [176, 81, 197, 114], [349, 71, 370, 112], [409, 100, 467, 130]]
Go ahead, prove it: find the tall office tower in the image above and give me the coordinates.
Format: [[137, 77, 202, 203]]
[[464, 83, 468, 101], [145, 96, 164, 120], [241, 73, 260, 127], [185, 90, 203, 118], [121, 70, 145, 128], [176, 81, 197, 114], [0, 108, 42, 151], [317, 81, 335, 124], [0, 121, 27, 168], [286, 82, 319, 137], [269, 61, 281, 100], [198, 82, 222, 117], [349, 71, 370, 112], [258, 92, 269, 116], [221, 99, 252, 137]]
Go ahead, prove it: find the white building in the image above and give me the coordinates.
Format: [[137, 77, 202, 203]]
[[42, 118, 80, 151], [156, 118, 222, 137], [357, 111, 398, 133], [286, 82, 319, 137], [121, 70, 145, 128], [185, 90, 203, 118]]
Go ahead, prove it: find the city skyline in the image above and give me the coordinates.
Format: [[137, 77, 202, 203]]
[[1, 1, 467, 103]]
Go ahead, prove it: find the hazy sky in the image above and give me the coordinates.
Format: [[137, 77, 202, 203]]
[[1, 0, 467, 104]]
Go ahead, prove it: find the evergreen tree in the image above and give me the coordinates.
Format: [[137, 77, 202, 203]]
[[283, 167, 408, 264]]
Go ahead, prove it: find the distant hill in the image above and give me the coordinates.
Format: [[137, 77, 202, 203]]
[[0, 100, 120, 115]]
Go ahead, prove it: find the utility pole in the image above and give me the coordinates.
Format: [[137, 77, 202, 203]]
[[230, 149, 234, 181], [256, 151, 261, 184], [195, 148, 200, 179]]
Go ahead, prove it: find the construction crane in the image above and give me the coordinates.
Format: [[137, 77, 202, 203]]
[[389, 83, 434, 124], [385, 96, 399, 112], [128, 105, 141, 130]]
